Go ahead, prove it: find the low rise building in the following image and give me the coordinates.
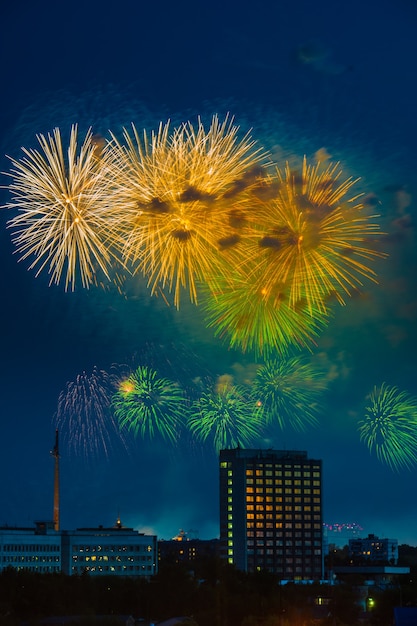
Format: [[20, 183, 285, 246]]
[[0, 518, 157, 578], [0, 521, 61, 574], [349, 534, 398, 565]]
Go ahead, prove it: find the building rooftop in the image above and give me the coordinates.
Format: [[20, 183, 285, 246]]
[[333, 566, 410, 575]]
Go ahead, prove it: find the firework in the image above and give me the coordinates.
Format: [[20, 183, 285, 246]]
[[2, 125, 122, 290], [111, 365, 186, 443], [101, 114, 269, 307], [54, 365, 128, 458], [202, 264, 329, 356], [251, 355, 327, 430], [188, 378, 264, 451], [234, 158, 385, 314], [359, 383, 417, 471]]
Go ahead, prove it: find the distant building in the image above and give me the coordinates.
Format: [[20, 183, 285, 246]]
[[158, 530, 220, 565], [0, 521, 61, 574], [219, 447, 323, 580], [62, 518, 158, 577], [0, 518, 157, 578], [349, 534, 398, 565]]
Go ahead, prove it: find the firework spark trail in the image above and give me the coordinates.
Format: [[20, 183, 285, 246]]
[[55, 366, 128, 458]]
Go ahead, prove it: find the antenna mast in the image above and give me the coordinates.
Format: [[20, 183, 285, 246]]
[[51, 429, 60, 531]]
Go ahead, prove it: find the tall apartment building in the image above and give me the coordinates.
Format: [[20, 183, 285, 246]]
[[220, 448, 323, 580]]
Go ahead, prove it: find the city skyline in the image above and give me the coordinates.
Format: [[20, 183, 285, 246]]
[[0, 433, 413, 547], [0, 0, 416, 547]]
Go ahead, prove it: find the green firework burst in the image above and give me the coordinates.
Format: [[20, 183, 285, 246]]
[[202, 265, 329, 357], [252, 355, 327, 430], [112, 365, 186, 443], [359, 383, 417, 472], [188, 382, 264, 451]]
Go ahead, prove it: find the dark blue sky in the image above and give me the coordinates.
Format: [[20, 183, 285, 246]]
[[0, 0, 416, 545]]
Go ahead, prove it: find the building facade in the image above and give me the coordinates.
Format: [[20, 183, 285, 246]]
[[349, 534, 398, 565], [0, 521, 61, 574], [0, 518, 157, 578], [220, 448, 323, 580]]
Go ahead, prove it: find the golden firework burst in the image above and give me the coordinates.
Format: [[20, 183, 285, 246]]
[[101, 114, 270, 307], [234, 157, 385, 314], [2, 126, 122, 290]]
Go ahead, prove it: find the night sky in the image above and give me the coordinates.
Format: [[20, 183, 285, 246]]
[[0, 0, 416, 546]]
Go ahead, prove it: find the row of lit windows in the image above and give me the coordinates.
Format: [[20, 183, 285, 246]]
[[2, 555, 60, 563], [245, 497, 319, 505], [73, 555, 153, 563], [246, 484, 320, 492], [73, 544, 153, 553], [246, 468, 320, 476], [248, 537, 321, 549], [246, 513, 321, 520], [1, 544, 60, 552], [246, 482, 321, 489], [246, 504, 321, 512], [246, 521, 321, 529], [221, 462, 319, 472], [246, 518, 320, 526], [245, 478, 319, 486], [244, 491, 321, 499], [247, 532, 321, 542], [246, 498, 321, 512], [72, 564, 153, 573], [11, 565, 60, 573]]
